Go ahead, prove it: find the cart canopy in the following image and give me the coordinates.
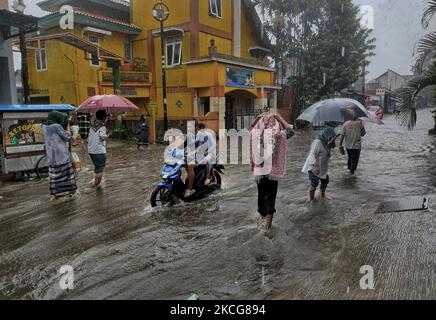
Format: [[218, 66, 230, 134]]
[[0, 105, 75, 112]]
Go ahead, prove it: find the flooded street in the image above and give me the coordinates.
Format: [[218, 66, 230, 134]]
[[1, 108, 436, 300]]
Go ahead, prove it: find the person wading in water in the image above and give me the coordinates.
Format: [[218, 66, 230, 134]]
[[251, 113, 294, 234]]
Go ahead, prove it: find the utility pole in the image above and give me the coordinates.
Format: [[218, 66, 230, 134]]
[[153, 0, 170, 132]]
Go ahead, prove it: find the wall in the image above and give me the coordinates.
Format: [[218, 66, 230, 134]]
[[199, 0, 232, 34], [0, 32, 17, 104], [239, 4, 259, 59]]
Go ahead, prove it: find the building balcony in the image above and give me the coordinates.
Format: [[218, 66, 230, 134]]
[[99, 70, 152, 86], [197, 52, 272, 69]]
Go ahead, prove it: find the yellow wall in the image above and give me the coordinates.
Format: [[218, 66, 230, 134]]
[[198, 32, 232, 57], [240, 7, 260, 59], [131, 0, 191, 40], [199, 0, 232, 33]]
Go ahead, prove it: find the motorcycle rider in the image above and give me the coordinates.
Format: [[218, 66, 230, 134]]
[[184, 120, 218, 196]]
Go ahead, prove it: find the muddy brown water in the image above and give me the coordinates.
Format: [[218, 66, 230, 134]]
[[0, 109, 435, 300]]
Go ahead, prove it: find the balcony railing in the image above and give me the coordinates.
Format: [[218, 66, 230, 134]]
[[200, 52, 271, 68], [100, 71, 152, 85]]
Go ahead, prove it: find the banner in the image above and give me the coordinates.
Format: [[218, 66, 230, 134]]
[[226, 66, 255, 88]]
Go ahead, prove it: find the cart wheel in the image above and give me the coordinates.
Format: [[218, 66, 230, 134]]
[[35, 155, 49, 180]]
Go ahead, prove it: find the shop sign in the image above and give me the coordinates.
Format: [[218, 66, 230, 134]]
[[226, 67, 255, 88], [5, 120, 44, 145], [376, 88, 386, 96]]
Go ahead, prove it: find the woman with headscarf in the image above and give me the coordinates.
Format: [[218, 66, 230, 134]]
[[251, 113, 295, 234], [43, 111, 77, 198], [302, 127, 338, 202]]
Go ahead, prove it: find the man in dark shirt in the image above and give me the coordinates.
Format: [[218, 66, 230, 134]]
[[77, 112, 91, 142]]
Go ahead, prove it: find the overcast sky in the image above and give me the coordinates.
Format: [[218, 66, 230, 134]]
[[11, 0, 428, 80]]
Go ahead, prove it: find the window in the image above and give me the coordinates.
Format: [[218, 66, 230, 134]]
[[88, 34, 100, 67], [125, 42, 133, 60], [166, 39, 182, 67], [35, 42, 47, 71], [209, 0, 222, 18]]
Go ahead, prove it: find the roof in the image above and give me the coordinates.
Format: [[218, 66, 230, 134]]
[[39, 10, 141, 35], [0, 105, 75, 112], [0, 10, 39, 39], [38, 0, 129, 13]]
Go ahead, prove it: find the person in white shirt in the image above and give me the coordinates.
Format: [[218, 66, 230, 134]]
[[88, 110, 112, 188], [302, 127, 338, 202]]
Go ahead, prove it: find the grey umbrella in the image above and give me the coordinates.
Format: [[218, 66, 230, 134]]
[[297, 98, 371, 124]]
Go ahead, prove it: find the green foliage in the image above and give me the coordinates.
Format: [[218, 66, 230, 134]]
[[398, 0, 436, 129], [397, 63, 436, 129], [252, 0, 375, 116]]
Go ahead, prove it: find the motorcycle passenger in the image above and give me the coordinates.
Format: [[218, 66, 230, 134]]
[[196, 123, 217, 186], [184, 121, 201, 198]]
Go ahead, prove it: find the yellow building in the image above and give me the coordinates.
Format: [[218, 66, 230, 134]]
[[26, 0, 278, 138], [132, 0, 278, 132], [26, 0, 151, 115]]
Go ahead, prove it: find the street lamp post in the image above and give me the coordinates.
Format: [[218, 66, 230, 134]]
[[153, 0, 170, 133]]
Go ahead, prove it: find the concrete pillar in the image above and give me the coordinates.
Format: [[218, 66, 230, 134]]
[[0, 33, 18, 104], [210, 96, 226, 129], [270, 91, 278, 114], [254, 98, 268, 109], [193, 96, 199, 116]]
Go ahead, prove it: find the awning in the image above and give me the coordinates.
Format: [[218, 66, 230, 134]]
[[0, 104, 75, 112], [0, 9, 39, 39]]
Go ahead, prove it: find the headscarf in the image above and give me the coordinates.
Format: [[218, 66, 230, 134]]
[[47, 111, 68, 129], [317, 127, 337, 157]]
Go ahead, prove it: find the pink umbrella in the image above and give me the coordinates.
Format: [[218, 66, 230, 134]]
[[77, 95, 139, 113]]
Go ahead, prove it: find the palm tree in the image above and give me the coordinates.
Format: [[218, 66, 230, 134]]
[[398, 0, 436, 129]]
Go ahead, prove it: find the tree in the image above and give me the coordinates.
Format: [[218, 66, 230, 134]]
[[398, 0, 436, 129], [253, 0, 375, 119]]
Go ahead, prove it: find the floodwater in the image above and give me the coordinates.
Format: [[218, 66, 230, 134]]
[[1, 109, 436, 300]]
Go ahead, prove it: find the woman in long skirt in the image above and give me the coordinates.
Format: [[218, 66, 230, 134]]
[[43, 111, 77, 198]]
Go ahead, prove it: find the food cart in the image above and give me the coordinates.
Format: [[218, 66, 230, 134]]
[[0, 104, 75, 175]]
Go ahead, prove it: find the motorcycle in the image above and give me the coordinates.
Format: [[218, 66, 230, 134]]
[[150, 159, 224, 207]]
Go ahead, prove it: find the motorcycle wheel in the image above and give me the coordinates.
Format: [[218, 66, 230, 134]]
[[214, 171, 222, 188], [150, 185, 173, 207]]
